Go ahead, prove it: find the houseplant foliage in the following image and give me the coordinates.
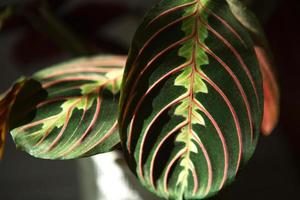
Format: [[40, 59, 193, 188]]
[[8, 55, 125, 159], [119, 0, 264, 199], [0, 0, 279, 199]]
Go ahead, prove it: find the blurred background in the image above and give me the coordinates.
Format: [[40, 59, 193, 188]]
[[0, 0, 299, 199]]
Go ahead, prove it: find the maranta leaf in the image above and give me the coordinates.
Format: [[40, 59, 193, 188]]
[[226, 0, 279, 135], [10, 55, 125, 159], [0, 78, 30, 158], [119, 0, 263, 199]]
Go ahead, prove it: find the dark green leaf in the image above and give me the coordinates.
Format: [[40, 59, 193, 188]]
[[119, 0, 263, 199], [11, 55, 126, 159]]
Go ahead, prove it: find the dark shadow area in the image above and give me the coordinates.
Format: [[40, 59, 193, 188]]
[[210, 127, 300, 199], [0, 136, 81, 200], [9, 79, 48, 129]]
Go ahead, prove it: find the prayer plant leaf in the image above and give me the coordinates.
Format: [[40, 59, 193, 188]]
[[10, 55, 125, 160], [119, 0, 263, 199], [0, 78, 32, 158], [226, 0, 280, 135]]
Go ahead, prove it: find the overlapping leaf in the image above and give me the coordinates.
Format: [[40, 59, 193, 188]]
[[0, 78, 31, 158], [10, 55, 125, 159], [119, 0, 263, 199]]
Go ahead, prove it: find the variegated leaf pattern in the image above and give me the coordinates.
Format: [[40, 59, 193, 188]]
[[226, 0, 280, 135], [11, 55, 125, 159], [119, 0, 263, 199]]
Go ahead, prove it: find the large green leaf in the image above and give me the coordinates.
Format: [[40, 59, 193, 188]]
[[10, 55, 125, 159], [119, 0, 263, 199]]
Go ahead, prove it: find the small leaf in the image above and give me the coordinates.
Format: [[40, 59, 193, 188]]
[[0, 78, 31, 158], [119, 0, 264, 199], [11, 55, 126, 159]]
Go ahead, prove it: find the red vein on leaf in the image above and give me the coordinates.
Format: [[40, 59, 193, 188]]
[[211, 13, 246, 47], [83, 121, 118, 154], [191, 161, 199, 196], [125, 7, 197, 89], [18, 115, 58, 131], [51, 57, 125, 72], [61, 95, 101, 157], [130, 8, 198, 81], [43, 67, 121, 80], [198, 72, 242, 173], [146, 0, 198, 28], [193, 98, 228, 189], [187, 42, 197, 145], [127, 62, 191, 153], [42, 76, 102, 89], [39, 98, 83, 152], [166, 7, 211, 195], [163, 149, 186, 194], [123, 4, 198, 122], [149, 121, 188, 188], [191, 130, 212, 196], [55, 95, 89, 158], [203, 20, 259, 106], [174, 15, 213, 195], [137, 94, 188, 181], [132, 35, 193, 89], [121, 35, 193, 126], [197, 38, 254, 143], [198, 1, 247, 48]]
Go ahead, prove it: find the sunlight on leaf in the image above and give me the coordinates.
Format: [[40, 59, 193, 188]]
[[119, 0, 264, 199], [10, 55, 126, 159]]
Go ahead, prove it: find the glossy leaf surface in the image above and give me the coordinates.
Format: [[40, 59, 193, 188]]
[[119, 0, 263, 199], [11, 55, 125, 159]]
